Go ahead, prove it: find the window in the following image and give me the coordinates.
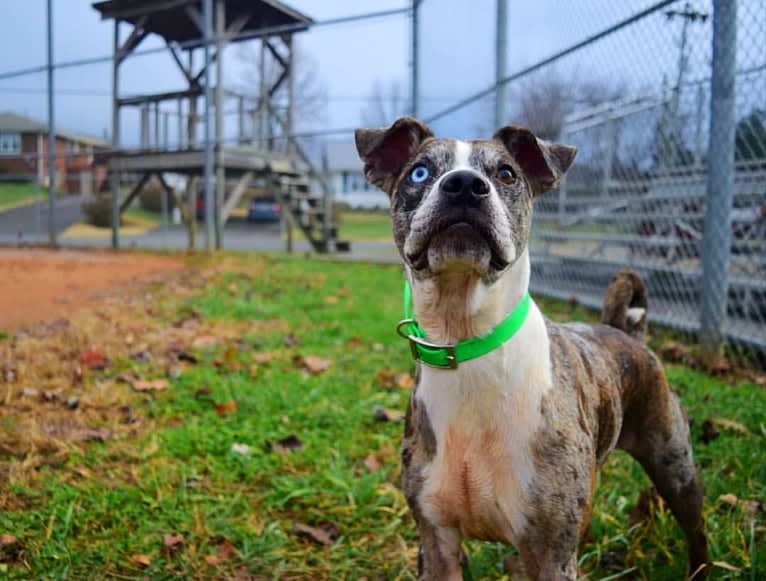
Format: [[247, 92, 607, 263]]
[[0, 132, 21, 154]]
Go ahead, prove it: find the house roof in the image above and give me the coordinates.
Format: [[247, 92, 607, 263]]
[[323, 140, 363, 173], [0, 112, 109, 147], [92, 0, 312, 47]]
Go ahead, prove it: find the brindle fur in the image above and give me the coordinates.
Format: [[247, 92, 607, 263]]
[[355, 117, 708, 580]]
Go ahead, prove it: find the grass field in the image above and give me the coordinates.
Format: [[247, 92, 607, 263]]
[[339, 211, 393, 242], [0, 253, 764, 580], [0, 182, 46, 211]]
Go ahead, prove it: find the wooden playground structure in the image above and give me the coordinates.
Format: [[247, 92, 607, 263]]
[[93, 0, 348, 252]]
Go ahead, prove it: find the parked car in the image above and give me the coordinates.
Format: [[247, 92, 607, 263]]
[[248, 197, 281, 222]]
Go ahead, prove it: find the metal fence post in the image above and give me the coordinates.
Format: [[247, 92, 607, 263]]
[[46, 0, 57, 246], [410, 0, 419, 117], [700, 0, 738, 358], [203, 0, 215, 252], [111, 18, 120, 249], [494, 0, 508, 129]]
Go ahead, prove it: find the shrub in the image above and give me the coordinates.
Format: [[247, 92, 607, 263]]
[[82, 195, 122, 228], [138, 183, 165, 213]]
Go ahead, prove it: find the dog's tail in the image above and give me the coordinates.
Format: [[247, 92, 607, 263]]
[[601, 268, 648, 342]]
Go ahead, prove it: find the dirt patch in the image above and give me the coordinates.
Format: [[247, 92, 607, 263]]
[[0, 248, 184, 331]]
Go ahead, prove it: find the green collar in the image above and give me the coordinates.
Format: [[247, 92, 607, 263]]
[[396, 281, 532, 369]]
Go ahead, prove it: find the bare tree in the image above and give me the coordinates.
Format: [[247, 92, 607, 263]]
[[236, 41, 328, 130], [510, 71, 626, 140], [360, 80, 409, 127]]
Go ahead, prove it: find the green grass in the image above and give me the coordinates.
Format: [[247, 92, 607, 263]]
[[1, 254, 764, 580], [0, 182, 46, 211], [124, 208, 162, 225], [338, 211, 393, 242]]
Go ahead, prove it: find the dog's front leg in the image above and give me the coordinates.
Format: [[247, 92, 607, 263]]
[[416, 523, 464, 581]]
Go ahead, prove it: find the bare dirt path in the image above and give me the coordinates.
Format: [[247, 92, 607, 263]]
[[0, 248, 184, 331]]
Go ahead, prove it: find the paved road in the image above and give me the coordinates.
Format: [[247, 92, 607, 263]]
[[0, 195, 86, 244], [56, 219, 399, 259]]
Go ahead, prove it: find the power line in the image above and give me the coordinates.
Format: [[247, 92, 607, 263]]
[[424, 0, 678, 124], [0, 86, 462, 102], [0, 6, 411, 82]]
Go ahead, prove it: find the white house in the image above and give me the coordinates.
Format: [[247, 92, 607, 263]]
[[322, 140, 389, 210]]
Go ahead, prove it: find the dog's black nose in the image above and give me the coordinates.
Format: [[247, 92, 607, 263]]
[[440, 170, 490, 206]]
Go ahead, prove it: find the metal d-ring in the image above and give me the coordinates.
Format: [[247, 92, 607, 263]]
[[396, 319, 458, 369]]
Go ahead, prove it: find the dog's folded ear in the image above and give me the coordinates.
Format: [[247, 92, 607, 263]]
[[493, 126, 577, 196], [355, 117, 433, 195]]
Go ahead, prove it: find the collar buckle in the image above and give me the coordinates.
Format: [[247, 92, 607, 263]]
[[396, 319, 459, 369]]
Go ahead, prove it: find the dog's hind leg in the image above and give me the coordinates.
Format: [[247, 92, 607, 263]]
[[618, 371, 708, 578], [415, 524, 464, 581]]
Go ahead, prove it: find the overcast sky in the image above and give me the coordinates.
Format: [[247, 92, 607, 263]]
[[0, 1, 762, 146]]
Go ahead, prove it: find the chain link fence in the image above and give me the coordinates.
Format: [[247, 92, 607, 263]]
[[0, 0, 764, 363], [418, 0, 765, 365]]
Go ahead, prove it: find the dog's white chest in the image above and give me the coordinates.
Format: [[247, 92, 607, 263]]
[[415, 306, 552, 544]]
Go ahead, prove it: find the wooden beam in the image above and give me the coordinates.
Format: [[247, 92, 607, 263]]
[[119, 172, 151, 214], [264, 39, 288, 70], [117, 16, 148, 63], [268, 67, 289, 99], [221, 170, 254, 223], [184, 4, 203, 34], [118, 88, 203, 106], [96, 0, 193, 20], [167, 41, 195, 84], [155, 172, 184, 219], [190, 13, 249, 85]]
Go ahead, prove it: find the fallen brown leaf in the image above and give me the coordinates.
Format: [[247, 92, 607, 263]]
[[395, 373, 414, 389], [248, 364, 259, 378], [192, 335, 218, 349], [347, 336, 362, 347], [72, 427, 112, 442], [163, 533, 184, 554], [204, 538, 235, 565], [363, 453, 381, 472], [283, 334, 300, 347], [719, 493, 739, 507], [376, 369, 396, 388], [128, 554, 151, 567], [301, 355, 332, 375], [293, 522, 340, 546], [374, 407, 405, 422], [706, 357, 731, 374], [253, 352, 276, 363], [131, 379, 170, 392], [0, 533, 21, 560], [0, 534, 19, 549], [272, 434, 303, 454], [214, 400, 238, 416], [80, 346, 110, 370]]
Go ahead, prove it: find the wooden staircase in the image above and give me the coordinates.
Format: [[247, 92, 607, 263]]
[[273, 173, 351, 254]]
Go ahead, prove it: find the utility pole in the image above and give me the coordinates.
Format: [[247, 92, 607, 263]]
[[410, 0, 420, 118], [46, 0, 57, 246], [665, 2, 708, 165], [494, 0, 508, 129]]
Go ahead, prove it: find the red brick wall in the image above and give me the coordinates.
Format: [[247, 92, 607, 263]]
[[0, 132, 106, 193]]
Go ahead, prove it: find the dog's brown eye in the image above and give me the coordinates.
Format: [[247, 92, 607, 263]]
[[496, 165, 516, 185]]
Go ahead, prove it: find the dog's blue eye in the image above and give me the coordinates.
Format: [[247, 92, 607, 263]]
[[410, 165, 429, 183]]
